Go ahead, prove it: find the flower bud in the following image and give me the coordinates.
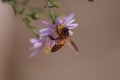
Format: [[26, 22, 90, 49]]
[[53, 3, 60, 8], [30, 12, 40, 20]]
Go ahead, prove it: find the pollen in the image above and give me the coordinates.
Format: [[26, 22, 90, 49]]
[[44, 45, 51, 54], [55, 25, 65, 35]]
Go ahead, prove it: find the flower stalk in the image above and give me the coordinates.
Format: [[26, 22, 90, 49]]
[[45, 0, 60, 24], [49, 8, 56, 24], [20, 13, 40, 38]]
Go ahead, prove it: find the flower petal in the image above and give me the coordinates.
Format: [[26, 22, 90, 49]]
[[29, 46, 35, 50], [66, 19, 75, 25], [34, 42, 42, 48], [67, 23, 78, 27], [41, 21, 52, 27], [56, 17, 62, 25], [30, 38, 38, 44], [67, 23, 78, 29], [29, 49, 42, 58], [64, 13, 74, 24], [39, 28, 49, 32], [69, 30, 74, 35], [39, 28, 52, 36]]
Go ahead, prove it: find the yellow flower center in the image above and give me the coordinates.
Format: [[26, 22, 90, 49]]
[[55, 25, 65, 35]]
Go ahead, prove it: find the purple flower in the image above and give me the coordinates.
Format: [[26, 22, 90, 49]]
[[29, 36, 55, 58], [40, 13, 78, 37], [29, 21, 55, 58], [29, 13, 78, 57]]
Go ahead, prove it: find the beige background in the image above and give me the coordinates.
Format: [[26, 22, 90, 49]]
[[0, 0, 120, 80]]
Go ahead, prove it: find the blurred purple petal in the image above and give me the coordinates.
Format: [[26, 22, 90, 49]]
[[67, 26, 77, 29], [67, 23, 78, 29], [69, 30, 74, 35], [66, 19, 75, 25], [30, 38, 38, 44], [39, 28, 52, 36], [56, 17, 62, 25], [67, 23, 78, 27], [64, 13, 74, 24], [41, 21, 52, 27], [29, 49, 42, 58], [39, 28, 49, 32], [34, 42, 42, 48]]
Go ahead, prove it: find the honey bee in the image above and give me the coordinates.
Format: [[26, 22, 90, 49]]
[[48, 26, 79, 53]]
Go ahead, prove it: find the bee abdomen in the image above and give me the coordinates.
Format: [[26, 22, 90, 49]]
[[51, 44, 63, 52]]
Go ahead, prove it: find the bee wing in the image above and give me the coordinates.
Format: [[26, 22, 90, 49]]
[[67, 38, 79, 54]]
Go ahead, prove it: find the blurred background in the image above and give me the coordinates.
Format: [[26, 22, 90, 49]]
[[0, 0, 120, 80]]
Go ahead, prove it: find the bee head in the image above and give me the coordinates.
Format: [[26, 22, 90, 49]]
[[61, 27, 69, 36], [63, 27, 69, 32]]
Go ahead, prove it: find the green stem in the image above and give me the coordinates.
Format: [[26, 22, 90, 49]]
[[46, 0, 56, 24], [20, 13, 39, 38], [49, 8, 56, 24], [9, 1, 39, 38]]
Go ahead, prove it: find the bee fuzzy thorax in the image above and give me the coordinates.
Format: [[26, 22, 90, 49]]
[[55, 25, 66, 35]]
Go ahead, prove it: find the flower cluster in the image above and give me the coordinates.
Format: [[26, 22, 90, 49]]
[[29, 13, 78, 58], [2, 0, 80, 58]]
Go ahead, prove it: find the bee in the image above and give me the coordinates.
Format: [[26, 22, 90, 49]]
[[48, 26, 79, 53]]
